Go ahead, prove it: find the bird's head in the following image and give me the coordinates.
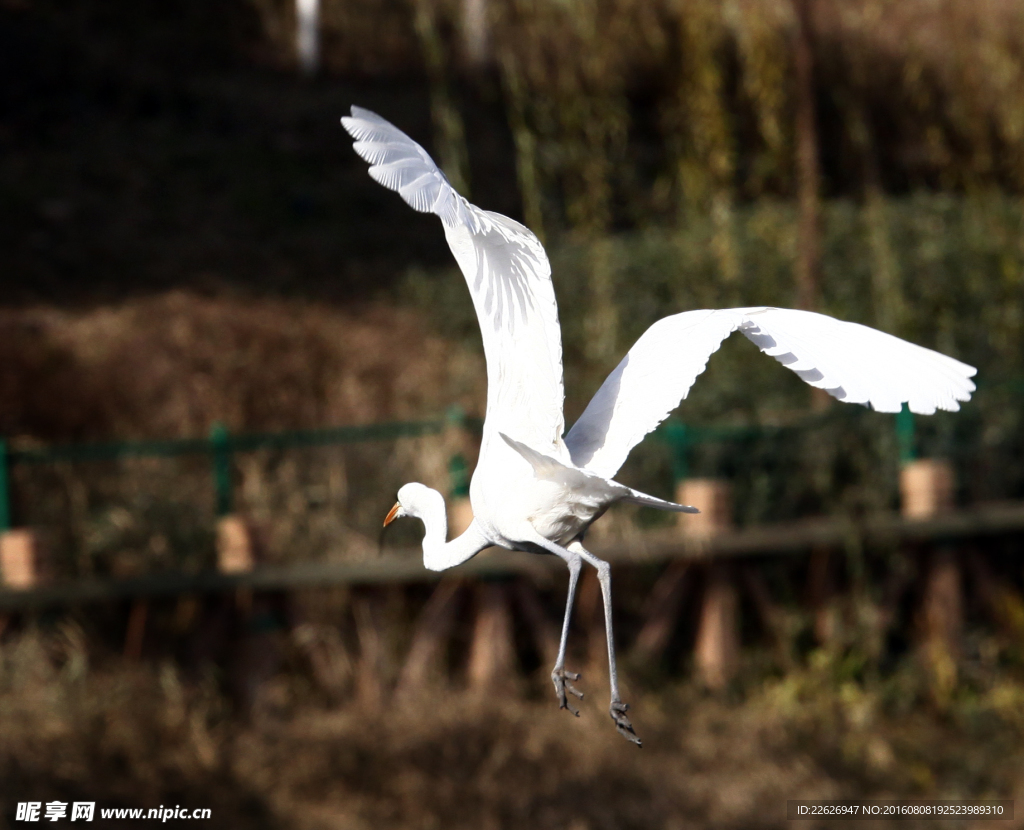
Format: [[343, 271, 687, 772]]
[[383, 482, 445, 527]]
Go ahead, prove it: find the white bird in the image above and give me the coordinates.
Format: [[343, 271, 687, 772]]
[[342, 105, 977, 745]]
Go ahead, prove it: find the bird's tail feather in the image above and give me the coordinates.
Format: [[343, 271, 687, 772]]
[[621, 488, 700, 513], [500, 432, 701, 514]]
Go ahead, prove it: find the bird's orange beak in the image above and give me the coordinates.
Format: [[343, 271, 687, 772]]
[[383, 502, 401, 527]]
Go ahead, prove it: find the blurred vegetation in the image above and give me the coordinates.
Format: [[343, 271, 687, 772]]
[[5, 0, 1024, 301], [1, 597, 1023, 828], [3, 0, 1024, 572], [4, 1, 1024, 818]]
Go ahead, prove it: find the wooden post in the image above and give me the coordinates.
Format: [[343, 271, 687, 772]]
[[123, 600, 148, 660], [514, 580, 560, 671], [900, 459, 954, 519], [633, 562, 689, 663], [675, 479, 732, 537], [922, 548, 962, 699], [0, 529, 41, 590], [467, 582, 517, 694], [923, 549, 962, 652], [679, 479, 739, 688], [695, 563, 739, 690], [740, 568, 793, 670], [230, 599, 284, 716], [806, 546, 837, 646], [901, 458, 961, 696], [217, 516, 257, 574], [395, 579, 463, 700], [353, 590, 387, 711]]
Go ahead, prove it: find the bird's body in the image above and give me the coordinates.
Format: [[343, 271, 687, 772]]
[[343, 106, 977, 745], [472, 437, 615, 547]]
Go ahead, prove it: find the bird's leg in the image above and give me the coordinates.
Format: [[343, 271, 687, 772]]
[[551, 553, 584, 715], [520, 530, 640, 742], [571, 542, 642, 747]]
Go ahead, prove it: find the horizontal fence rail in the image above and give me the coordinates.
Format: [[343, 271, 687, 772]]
[[0, 376, 1021, 596], [2, 501, 1023, 612], [0, 400, 926, 530]]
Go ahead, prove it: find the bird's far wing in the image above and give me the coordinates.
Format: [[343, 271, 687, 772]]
[[342, 106, 565, 452], [565, 309, 743, 478], [565, 307, 977, 479], [733, 307, 976, 415]]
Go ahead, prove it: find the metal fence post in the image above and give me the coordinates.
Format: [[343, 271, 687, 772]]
[[210, 423, 233, 517], [663, 421, 690, 483], [0, 438, 10, 532], [896, 403, 916, 465], [448, 453, 470, 499]]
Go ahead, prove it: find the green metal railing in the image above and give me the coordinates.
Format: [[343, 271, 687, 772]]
[[0, 439, 11, 532], [896, 404, 917, 465], [0, 416, 453, 532], [0, 377, 1020, 534], [655, 400, 907, 482]]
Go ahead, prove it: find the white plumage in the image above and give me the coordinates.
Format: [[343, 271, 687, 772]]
[[342, 106, 976, 745]]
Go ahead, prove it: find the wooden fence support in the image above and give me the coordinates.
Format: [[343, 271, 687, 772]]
[[676, 479, 732, 538], [230, 599, 284, 716], [901, 459, 954, 519], [922, 547, 962, 697], [633, 562, 689, 662], [217, 516, 257, 574], [123, 599, 148, 660], [677, 479, 739, 688], [901, 458, 961, 695], [740, 568, 793, 670], [353, 590, 389, 711], [467, 582, 517, 694], [695, 562, 740, 690], [806, 546, 837, 646], [0, 529, 41, 590], [514, 580, 560, 671], [395, 579, 463, 699]]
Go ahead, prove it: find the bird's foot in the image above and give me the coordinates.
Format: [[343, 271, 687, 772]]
[[551, 668, 584, 716], [610, 699, 642, 747]]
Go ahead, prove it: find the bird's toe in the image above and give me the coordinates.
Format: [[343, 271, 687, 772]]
[[552, 668, 584, 716], [609, 700, 642, 747]]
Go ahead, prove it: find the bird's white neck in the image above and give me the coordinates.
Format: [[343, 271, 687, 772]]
[[403, 485, 487, 572], [418, 499, 450, 562], [424, 519, 488, 573]]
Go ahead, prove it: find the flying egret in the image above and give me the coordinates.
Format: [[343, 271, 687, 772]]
[[341, 106, 976, 745]]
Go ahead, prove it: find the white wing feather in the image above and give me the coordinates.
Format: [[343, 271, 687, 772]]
[[341, 107, 565, 452], [565, 307, 976, 479]]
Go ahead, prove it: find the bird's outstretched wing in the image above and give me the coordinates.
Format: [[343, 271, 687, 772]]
[[565, 307, 977, 479], [341, 106, 565, 452]]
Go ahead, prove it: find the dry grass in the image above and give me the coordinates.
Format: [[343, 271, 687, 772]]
[[0, 291, 482, 442], [2, 621, 1023, 830], [0, 291, 485, 576]]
